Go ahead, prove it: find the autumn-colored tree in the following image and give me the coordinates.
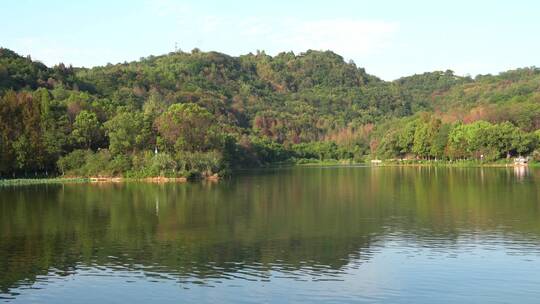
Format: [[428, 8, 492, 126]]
[[155, 103, 215, 152]]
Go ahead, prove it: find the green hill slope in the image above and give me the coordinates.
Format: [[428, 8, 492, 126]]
[[1, 48, 539, 177]]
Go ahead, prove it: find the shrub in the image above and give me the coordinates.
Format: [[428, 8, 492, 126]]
[[533, 150, 540, 162], [57, 149, 93, 176], [128, 151, 177, 177], [175, 150, 222, 177], [57, 149, 128, 177]]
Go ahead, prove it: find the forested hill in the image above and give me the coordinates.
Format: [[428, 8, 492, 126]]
[[1, 47, 539, 178]]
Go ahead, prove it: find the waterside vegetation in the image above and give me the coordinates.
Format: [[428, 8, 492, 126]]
[[2, 47, 540, 181]]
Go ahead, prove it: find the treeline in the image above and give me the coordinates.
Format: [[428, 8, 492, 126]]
[[375, 114, 539, 161], [0, 88, 277, 178], [1, 47, 540, 177]]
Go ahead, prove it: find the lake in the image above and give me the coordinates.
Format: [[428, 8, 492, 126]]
[[1, 166, 540, 303]]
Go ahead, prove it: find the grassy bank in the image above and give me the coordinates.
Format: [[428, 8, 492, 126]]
[[0, 177, 90, 186], [0, 174, 220, 187], [376, 159, 540, 167], [287, 157, 536, 167], [295, 159, 367, 167], [2, 160, 537, 187], [289, 158, 539, 168]]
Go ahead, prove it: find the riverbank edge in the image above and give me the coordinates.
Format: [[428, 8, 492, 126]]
[[1, 161, 537, 186], [0, 175, 220, 186], [292, 159, 540, 167], [376, 160, 540, 168]]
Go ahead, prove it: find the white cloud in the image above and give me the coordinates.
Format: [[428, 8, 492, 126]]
[[141, 2, 399, 64], [147, 0, 193, 17], [9, 37, 110, 67], [201, 16, 225, 33], [264, 19, 398, 57], [185, 16, 399, 63], [7, 3, 399, 72]]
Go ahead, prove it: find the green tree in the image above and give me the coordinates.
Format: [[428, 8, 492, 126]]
[[104, 111, 148, 155], [430, 123, 451, 159], [71, 110, 101, 149], [396, 120, 417, 155], [12, 135, 30, 171]]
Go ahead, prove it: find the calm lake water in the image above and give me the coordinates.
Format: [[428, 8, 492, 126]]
[[1, 166, 540, 303]]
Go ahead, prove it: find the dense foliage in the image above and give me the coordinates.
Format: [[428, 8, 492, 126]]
[[1, 47, 539, 177]]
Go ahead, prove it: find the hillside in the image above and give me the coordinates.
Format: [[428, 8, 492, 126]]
[[1, 47, 539, 177]]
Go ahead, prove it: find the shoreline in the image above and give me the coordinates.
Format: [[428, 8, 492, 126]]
[[376, 160, 538, 168], [1, 162, 537, 186], [0, 174, 219, 187], [294, 159, 538, 168]]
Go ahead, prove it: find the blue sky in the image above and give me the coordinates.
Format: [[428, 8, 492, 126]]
[[2, 0, 539, 80]]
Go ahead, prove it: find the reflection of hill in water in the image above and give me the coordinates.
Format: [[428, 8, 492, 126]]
[[1, 167, 540, 294]]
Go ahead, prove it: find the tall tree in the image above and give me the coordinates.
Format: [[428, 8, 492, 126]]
[[70, 110, 101, 149], [155, 103, 216, 152]]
